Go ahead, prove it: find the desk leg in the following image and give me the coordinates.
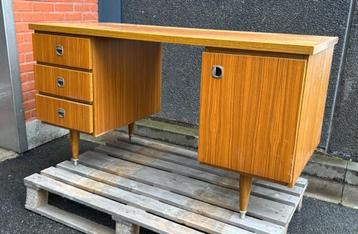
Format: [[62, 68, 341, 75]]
[[70, 130, 79, 166], [239, 175, 252, 218], [128, 123, 135, 141]]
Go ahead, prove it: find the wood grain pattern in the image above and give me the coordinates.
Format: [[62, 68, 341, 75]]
[[35, 64, 93, 102], [291, 48, 335, 184], [36, 94, 93, 133], [198, 51, 307, 184], [92, 38, 162, 136], [33, 33, 92, 69], [29, 23, 338, 55]]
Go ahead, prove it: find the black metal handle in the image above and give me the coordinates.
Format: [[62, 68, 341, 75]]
[[212, 65, 223, 79], [56, 76, 64, 88], [57, 108, 65, 118], [55, 45, 64, 56]]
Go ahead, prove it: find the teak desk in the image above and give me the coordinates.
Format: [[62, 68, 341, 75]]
[[29, 23, 338, 217]]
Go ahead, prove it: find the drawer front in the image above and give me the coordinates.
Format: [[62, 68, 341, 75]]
[[35, 64, 93, 102], [33, 33, 92, 69], [198, 51, 307, 183], [36, 94, 93, 133]]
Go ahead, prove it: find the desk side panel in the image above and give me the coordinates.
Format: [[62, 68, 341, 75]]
[[92, 38, 162, 136], [292, 48, 335, 184]]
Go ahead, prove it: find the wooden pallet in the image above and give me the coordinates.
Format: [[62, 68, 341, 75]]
[[24, 134, 307, 234]]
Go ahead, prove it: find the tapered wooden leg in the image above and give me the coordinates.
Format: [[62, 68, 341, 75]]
[[69, 129, 80, 166], [239, 175, 252, 219], [128, 123, 135, 141]]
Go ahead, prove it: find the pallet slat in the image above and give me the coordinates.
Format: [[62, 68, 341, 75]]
[[57, 161, 285, 234], [112, 132, 198, 159], [24, 174, 203, 234], [78, 151, 295, 225], [106, 139, 239, 179], [97, 145, 300, 206], [41, 167, 253, 234], [109, 133, 308, 188], [106, 139, 307, 196], [29, 204, 114, 234]]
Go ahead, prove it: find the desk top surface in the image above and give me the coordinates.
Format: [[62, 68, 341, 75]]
[[29, 23, 338, 55]]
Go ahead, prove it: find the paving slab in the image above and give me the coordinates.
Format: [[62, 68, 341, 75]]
[[0, 147, 18, 162], [303, 154, 347, 182], [346, 161, 358, 185], [342, 184, 358, 209], [302, 175, 343, 204]]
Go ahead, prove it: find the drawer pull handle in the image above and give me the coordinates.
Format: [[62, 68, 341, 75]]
[[56, 76, 65, 88], [57, 108, 65, 118], [55, 45, 64, 56], [212, 65, 223, 79]]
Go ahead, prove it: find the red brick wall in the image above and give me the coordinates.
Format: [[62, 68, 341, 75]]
[[13, 0, 98, 121]]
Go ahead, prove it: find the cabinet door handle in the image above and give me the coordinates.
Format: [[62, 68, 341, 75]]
[[55, 45, 64, 56], [56, 76, 64, 88], [212, 65, 223, 79], [57, 108, 65, 118]]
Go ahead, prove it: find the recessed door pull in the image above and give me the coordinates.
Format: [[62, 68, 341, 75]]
[[57, 108, 65, 118], [56, 76, 64, 87], [212, 65, 223, 79], [55, 45, 64, 56]]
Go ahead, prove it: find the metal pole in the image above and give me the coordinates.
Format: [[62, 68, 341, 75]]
[[0, 0, 28, 152]]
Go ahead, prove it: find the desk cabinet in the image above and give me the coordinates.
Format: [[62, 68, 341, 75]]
[[33, 33, 162, 161], [199, 48, 334, 187]]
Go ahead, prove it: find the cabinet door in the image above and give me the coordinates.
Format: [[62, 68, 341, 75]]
[[198, 51, 307, 183]]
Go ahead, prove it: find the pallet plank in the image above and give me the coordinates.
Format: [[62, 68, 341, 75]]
[[254, 180, 304, 196], [41, 167, 253, 234], [110, 133, 307, 188], [107, 140, 304, 196], [57, 161, 285, 234], [78, 151, 295, 226], [30, 204, 114, 234], [112, 131, 198, 159], [106, 139, 239, 179], [97, 145, 300, 206], [24, 174, 203, 234]]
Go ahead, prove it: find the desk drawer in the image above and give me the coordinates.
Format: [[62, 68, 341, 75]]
[[33, 33, 92, 69], [35, 64, 93, 102], [36, 94, 93, 133]]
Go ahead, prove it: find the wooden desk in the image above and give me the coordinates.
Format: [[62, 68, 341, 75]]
[[29, 23, 338, 217]]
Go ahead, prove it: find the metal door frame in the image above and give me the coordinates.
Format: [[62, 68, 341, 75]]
[[0, 0, 28, 152]]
